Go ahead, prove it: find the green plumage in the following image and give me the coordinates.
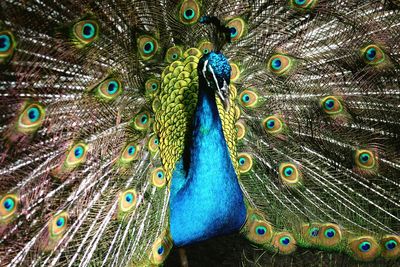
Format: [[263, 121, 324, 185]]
[[0, 0, 399, 266]]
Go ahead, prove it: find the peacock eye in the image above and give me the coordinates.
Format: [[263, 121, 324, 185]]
[[65, 143, 88, 168], [145, 78, 160, 94], [166, 46, 183, 63], [290, 0, 318, 9], [237, 153, 253, 173], [226, 17, 246, 42], [247, 220, 273, 244], [309, 227, 319, 237], [151, 234, 172, 264], [97, 78, 122, 100], [262, 116, 284, 134], [198, 41, 214, 55], [120, 143, 140, 164], [361, 45, 385, 65], [0, 33, 12, 53], [279, 163, 300, 185], [355, 149, 376, 170], [359, 241, 371, 252], [119, 189, 137, 212], [73, 20, 99, 46], [255, 226, 267, 236], [239, 90, 259, 108], [321, 96, 343, 115], [279, 236, 291, 246], [236, 121, 246, 140], [385, 240, 397, 251], [148, 135, 160, 153], [230, 63, 240, 82], [349, 237, 379, 261], [324, 228, 336, 238], [133, 111, 152, 130], [49, 213, 68, 238], [151, 167, 166, 188], [17, 103, 46, 134], [179, 0, 200, 25], [268, 54, 293, 75], [0, 194, 19, 221], [138, 35, 159, 60]]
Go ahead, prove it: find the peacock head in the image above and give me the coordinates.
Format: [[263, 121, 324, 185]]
[[198, 51, 231, 109]]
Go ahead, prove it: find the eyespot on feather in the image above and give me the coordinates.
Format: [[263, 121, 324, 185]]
[[237, 153, 253, 173], [65, 142, 88, 169], [279, 163, 300, 185], [360, 45, 386, 65], [272, 232, 297, 254], [262, 116, 284, 135], [226, 17, 246, 42], [289, 0, 318, 10], [381, 235, 400, 259], [96, 78, 122, 100], [230, 63, 241, 82], [166, 46, 183, 63], [145, 78, 160, 95], [267, 54, 293, 75], [198, 41, 214, 55], [17, 102, 46, 134], [348, 236, 380, 261], [239, 90, 259, 108], [49, 212, 69, 239], [0, 194, 19, 222], [148, 135, 160, 153], [321, 96, 343, 115], [0, 31, 16, 62], [120, 143, 140, 164], [151, 167, 166, 188], [320, 223, 342, 247], [150, 231, 173, 264], [179, 0, 201, 25], [138, 35, 159, 60], [132, 111, 152, 131], [73, 20, 99, 46], [119, 189, 137, 213], [246, 219, 274, 245], [236, 121, 246, 141], [355, 149, 377, 170]]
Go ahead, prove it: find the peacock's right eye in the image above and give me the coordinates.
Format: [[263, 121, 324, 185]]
[[0, 194, 19, 221], [17, 103, 46, 134], [138, 35, 159, 60], [73, 20, 99, 45], [97, 78, 122, 100], [179, 0, 200, 25], [268, 54, 293, 75]]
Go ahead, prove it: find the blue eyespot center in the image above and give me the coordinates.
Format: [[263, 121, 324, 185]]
[[310, 228, 319, 237], [82, 23, 96, 39], [151, 83, 158, 91], [172, 53, 178, 60], [284, 167, 293, 177], [239, 157, 246, 166], [157, 171, 164, 179], [107, 81, 118, 94], [203, 49, 209, 54], [324, 228, 336, 238], [144, 41, 154, 54], [141, 114, 148, 124], [157, 245, 164, 255], [280, 236, 291, 246], [154, 138, 159, 145], [359, 153, 370, 163], [0, 34, 11, 52], [295, 0, 307, 5], [267, 119, 275, 129], [325, 99, 335, 110], [3, 198, 14, 211], [230, 27, 238, 38], [74, 146, 84, 159], [184, 8, 195, 20], [127, 146, 135, 156], [27, 107, 40, 123], [255, 226, 266, 236], [56, 217, 65, 227], [125, 193, 133, 203], [359, 241, 371, 252], [366, 48, 377, 61], [271, 58, 282, 70], [242, 94, 250, 103], [385, 240, 397, 250]]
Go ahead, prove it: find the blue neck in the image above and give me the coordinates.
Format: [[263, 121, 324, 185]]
[[169, 84, 246, 246]]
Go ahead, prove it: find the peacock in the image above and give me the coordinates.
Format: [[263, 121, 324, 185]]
[[0, 0, 400, 266]]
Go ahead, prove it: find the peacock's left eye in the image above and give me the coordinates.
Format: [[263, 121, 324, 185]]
[[97, 78, 122, 100], [226, 18, 246, 42], [355, 149, 376, 170], [290, 0, 318, 9], [119, 189, 137, 212], [166, 46, 183, 63], [268, 54, 293, 75], [49, 212, 68, 238], [361, 45, 385, 65], [17, 103, 46, 134], [179, 0, 200, 25], [73, 20, 99, 45], [0, 194, 19, 221], [138, 35, 159, 60]]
